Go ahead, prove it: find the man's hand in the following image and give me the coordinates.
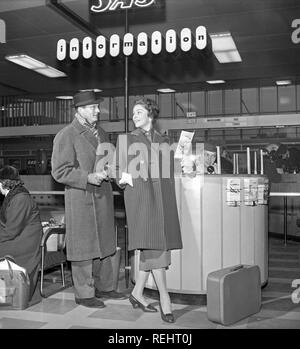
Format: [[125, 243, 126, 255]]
[[87, 171, 108, 186]]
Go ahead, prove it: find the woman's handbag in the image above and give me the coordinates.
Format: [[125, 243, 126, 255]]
[[0, 256, 30, 310]]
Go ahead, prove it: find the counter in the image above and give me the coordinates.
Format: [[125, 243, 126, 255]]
[[133, 174, 268, 295]]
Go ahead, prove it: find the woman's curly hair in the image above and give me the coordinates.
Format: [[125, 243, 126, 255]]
[[134, 97, 159, 121]]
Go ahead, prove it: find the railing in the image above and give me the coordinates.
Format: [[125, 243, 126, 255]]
[[1, 84, 299, 127]]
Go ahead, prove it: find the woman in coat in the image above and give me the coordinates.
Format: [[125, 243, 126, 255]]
[[0, 166, 43, 301], [115, 98, 182, 323]]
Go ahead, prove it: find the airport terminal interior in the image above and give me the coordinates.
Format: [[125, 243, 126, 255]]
[[0, 0, 300, 330]]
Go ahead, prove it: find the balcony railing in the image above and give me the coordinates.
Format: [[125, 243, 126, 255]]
[[1, 84, 300, 127]]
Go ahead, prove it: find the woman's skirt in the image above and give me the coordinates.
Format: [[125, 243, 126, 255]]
[[139, 249, 171, 271]]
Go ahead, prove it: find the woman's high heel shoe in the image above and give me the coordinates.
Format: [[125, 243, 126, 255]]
[[129, 294, 158, 313], [159, 304, 175, 323]]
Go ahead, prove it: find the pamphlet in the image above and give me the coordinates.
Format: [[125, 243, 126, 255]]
[[225, 178, 241, 206], [244, 178, 258, 206], [174, 130, 195, 159]]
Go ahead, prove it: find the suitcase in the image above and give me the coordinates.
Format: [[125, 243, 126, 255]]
[[0, 256, 30, 310], [207, 264, 261, 326]]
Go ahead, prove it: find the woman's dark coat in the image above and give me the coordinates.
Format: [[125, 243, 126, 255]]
[[115, 128, 182, 252], [51, 118, 116, 261], [0, 186, 42, 275]]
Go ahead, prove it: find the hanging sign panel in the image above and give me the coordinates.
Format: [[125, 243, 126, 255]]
[[90, 0, 157, 13], [57, 25, 207, 61], [89, 0, 166, 27]]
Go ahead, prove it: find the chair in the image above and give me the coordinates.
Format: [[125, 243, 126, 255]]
[[40, 226, 67, 297]]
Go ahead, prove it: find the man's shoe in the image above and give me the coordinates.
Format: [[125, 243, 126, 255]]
[[95, 289, 128, 300], [75, 297, 106, 308]]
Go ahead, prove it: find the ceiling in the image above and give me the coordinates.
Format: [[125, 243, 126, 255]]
[[0, 0, 300, 98]]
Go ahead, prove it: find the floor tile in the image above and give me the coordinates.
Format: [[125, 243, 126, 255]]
[[88, 303, 144, 322], [28, 298, 77, 314], [0, 317, 46, 329]]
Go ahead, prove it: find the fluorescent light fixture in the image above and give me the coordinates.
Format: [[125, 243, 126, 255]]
[[35, 67, 66, 78], [210, 32, 242, 63], [56, 96, 73, 100], [5, 54, 67, 78], [157, 88, 176, 93], [5, 54, 46, 69], [206, 80, 225, 84], [80, 88, 103, 92], [276, 80, 292, 86], [17, 98, 33, 102]]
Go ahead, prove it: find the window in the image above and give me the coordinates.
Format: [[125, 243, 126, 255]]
[[260, 87, 277, 113], [175, 92, 188, 118], [190, 91, 205, 116], [99, 97, 110, 121], [207, 90, 222, 115], [225, 89, 241, 115], [242, 88, 258, 114], [278, 85, 296, 112], [159, 93, 173, 118]]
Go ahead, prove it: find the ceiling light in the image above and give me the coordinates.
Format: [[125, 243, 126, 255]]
[[17, 98, 33, 102], [5, 54, 46, 69], [213, 51, 242, 63], [157, 88, 176, 93], [210, 32, 242, 63], [276, 80, 292, 86], [35, 67, 67, 78], [80, 89, 103, 92], [206, 80, 225, 84], [5, 54, 67, 78], [56, 96, 73, 100]]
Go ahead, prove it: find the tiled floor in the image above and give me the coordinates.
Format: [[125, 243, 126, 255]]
[[0, 237, 299, 329]]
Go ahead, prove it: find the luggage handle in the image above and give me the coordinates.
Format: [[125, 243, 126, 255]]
[[0, 255, 27, 283], [230, 264, 244, 272], [0, 255, 15, 280]]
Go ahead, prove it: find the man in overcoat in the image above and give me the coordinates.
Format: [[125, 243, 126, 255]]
[[51, 90, 125, 308]]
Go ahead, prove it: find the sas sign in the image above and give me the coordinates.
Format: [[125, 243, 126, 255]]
[[91, 0, 156, 13]]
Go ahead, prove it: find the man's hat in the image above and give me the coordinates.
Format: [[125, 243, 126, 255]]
[[73, 90, 104, 108], [0, 165, 20, 181]]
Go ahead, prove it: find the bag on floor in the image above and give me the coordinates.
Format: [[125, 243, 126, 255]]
[[206, 264, 261, 326], [0, 256, 30, 310]]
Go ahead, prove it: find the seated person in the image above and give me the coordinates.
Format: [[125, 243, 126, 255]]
[[219, 148, 233, 174], [262, 145, 281, 184], [276, 144, 300, 173], [205, 143, 233, 174], [204, 143, 217, 174], [0, 166, 43, 302]]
